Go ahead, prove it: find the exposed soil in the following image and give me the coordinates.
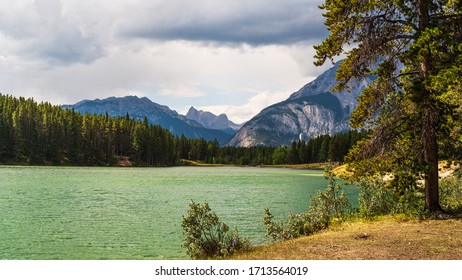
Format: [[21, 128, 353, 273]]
[[116, 156, 133, 167]]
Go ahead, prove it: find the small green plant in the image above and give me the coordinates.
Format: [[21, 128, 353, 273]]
[[263, 208, 283, 241], [263, 167, 352, 241], [182, 200, 250, 259]]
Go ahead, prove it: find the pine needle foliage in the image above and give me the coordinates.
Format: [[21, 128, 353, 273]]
[[314, 0, 462, 212]]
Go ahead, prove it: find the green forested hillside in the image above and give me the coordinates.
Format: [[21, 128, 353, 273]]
[[0, 94, 176, 165]]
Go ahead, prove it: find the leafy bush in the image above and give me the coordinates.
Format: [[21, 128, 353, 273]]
[[263, 208, 311, 241], [358, 178, 399, 218], [182, 200, 250, 259], [391, 188, 425, 217], [263, 168, 352, 241], [263, 208, 283, 241], [440, 176, 462, 213], [308, 168, 352, 227], [358, 176, 426, 218]]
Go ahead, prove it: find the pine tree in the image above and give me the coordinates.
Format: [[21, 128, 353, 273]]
[[315, 0, 462, 213]]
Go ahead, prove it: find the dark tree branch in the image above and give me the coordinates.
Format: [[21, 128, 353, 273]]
[[430, 13, 462, 20]]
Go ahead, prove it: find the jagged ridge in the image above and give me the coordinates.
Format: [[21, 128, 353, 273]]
[[185, 106, 242, 133], [227, 62, 372, 147], [63, 96, 233, 145]]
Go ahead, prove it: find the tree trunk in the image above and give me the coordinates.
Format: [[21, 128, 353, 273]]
[[418, 0, 443, 213], [422, 106, 443, 213]]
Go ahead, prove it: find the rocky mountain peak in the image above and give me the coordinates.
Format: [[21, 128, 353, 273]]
[[185, 106, 240, 132], [227, 62, 371, 147]]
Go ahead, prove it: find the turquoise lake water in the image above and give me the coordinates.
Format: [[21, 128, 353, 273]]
[[0, 166, 358, 259]]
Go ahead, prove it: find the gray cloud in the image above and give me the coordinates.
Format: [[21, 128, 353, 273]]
[[30, 25, 105, 66], [0, 0, 105, 67], [35, 0, 62, 20], [0, 0, 325, 67], [31, 0, 105, 65], [121, 0, 326, 46]]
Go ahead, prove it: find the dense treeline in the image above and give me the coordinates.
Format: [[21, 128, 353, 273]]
[[0, 94, 367, 166], [183, 130, 369, 165], [270, 130, 369, 165], [0, 94, 176, 165]]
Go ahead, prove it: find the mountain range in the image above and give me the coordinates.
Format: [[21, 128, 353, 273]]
[[63, 62, 369, 147], [62, 96, 235, 145]]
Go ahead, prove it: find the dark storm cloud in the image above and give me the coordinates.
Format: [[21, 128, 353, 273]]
[[121, 0, 327, 46], [31, 26, 105, 65], [0, 0, 326, 67]]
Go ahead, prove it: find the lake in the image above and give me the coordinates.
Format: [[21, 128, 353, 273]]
[[0, 166, 358, 259]]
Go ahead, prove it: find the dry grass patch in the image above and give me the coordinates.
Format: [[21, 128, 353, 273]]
[[262, 163, 327, 169], [232, 217, 462, 260], [331, 164, 351, 179]]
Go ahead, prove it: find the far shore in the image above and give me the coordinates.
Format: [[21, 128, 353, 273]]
[[1, 161, 457, 178], [0, 161, 331, 170], [181, 159, 333, 170]]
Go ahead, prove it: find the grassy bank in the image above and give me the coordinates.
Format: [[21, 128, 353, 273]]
[[231, 216, 462, 260]]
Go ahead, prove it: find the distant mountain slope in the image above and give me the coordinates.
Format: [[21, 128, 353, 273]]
[[62, 96, 233, 145], [227, 62, 372, 147], [185, 106, 241, 133]]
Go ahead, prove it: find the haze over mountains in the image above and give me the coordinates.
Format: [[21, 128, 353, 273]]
[[64, 62, 368, 147], [186, 107, 242, 133]]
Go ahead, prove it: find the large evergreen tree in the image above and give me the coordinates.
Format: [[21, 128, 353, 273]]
[[314, 0, 462, 213]]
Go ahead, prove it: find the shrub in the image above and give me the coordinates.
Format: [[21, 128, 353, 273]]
[[358, 176, 428, 218], [263, 208, 311, 241], [358, 178, 399, 218], [182, 200, 250, 259], [263, 167, 352, 241], [263, 208, 283, 241], [391, 188, 425, 217], [308, 168, 352, 228], [440, 176, 462, 213]]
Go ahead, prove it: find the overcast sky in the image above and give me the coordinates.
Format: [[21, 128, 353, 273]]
[[0, 0, 332, 123]]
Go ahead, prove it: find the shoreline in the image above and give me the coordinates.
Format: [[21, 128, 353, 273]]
[[0, 160, 334, 170]]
